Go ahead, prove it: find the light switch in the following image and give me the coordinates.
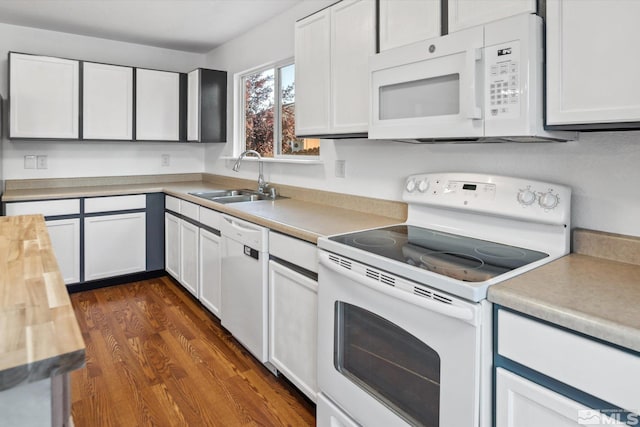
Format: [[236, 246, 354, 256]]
[[161, 154, 170, 167], [24, 155, 36, 169]]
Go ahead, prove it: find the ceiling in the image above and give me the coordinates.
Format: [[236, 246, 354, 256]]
[[0, 0, 303, 53]]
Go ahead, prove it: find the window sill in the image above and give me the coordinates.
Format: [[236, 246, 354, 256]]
[[220, 156, 323, 165]]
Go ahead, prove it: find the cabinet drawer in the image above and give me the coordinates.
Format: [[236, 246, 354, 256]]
[[165, 195, 180, 213], [180, 200, 199, 222], [199, 207, 221, 230], [85, 194, 146, 213], [5, 199, 80, 217], [269, 231, 317, 273], [498, 309, 640, 413]]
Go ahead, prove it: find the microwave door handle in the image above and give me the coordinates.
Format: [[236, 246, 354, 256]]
[[466, 47, 483, 120]]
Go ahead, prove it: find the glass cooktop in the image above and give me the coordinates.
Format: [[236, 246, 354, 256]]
[[329, 225, 548, 282]]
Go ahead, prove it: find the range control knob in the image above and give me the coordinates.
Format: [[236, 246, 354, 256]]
[[517, 189, 536, 206], [406, 179, 417, 193], [539, 192, 559, 209], [417, 179, 430, 193]]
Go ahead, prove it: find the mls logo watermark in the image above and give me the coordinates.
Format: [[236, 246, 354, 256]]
[[578, 409, 639, 425]]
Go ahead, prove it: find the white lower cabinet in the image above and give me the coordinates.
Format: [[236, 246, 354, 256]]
[[165, 212, 181, 280], [84, 212, 146, 281], [496, 309, 640, 426], [496, 368, 618, 427], [268, 260, 318, 402], [164, 211, 199, 297], [5, 199, 81, 285], [199, 228, 221, 317], [45, 218, 80, 285], [179, 220, 199, 297]]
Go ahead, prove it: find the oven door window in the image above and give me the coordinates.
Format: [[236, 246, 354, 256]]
[[334, 302, 440, 427]]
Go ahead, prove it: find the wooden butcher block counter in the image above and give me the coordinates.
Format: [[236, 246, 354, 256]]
[[0, 214, 85, 390]]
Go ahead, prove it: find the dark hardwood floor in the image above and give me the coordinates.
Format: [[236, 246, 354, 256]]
[[69, 276, 315, 426]]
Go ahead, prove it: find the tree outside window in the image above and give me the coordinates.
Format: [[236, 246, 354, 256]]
[[242, 62, 319, 158]]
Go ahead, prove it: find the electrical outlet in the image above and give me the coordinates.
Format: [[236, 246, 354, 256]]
[[161, 154, 170, 167], [335, 160, 346, 178], [36, 155, 48, 169], [24, 155, 36, 169]]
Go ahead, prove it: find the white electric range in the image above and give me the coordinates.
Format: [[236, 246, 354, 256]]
[[316, 172, 571, 427]]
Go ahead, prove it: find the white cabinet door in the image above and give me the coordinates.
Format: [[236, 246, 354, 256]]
[[496, 369, 619, 427], [295, 8, 331, 136], [136, 68, 181, 141], [379, 0, 441, 51], [9, 53, 79, 139], [83, 62, 133, 140], [546, 0, 640, 126], [187, 69, 200, 141], [448, 0, 535, 33], [268, 261, 318, 402], [199, 228, 221, 317], [45, 218, 80, 285], [165, 213, 181, 280], [179, 220, 199, 297], [84, 213, 146, 281], [330, 0, 375, 134]]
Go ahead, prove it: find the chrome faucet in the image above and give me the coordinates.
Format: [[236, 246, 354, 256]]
[[232, 150, 267, 194]]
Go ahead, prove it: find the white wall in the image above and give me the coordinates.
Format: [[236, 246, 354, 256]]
[[0, 23, 207, 180], [204, 1, 640, 238]]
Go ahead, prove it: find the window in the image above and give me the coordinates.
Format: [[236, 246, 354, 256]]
[[240, 61, 319, 158]]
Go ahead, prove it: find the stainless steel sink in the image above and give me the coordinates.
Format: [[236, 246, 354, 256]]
[[188, 189, 277, 204]]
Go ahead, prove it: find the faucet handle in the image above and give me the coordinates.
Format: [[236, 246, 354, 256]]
[[268, 186, 278, 199], [262, 183, 277, 199]]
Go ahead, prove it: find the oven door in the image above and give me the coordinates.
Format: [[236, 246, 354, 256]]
[[369, 25, 484, 140], [318, 250, 483, 427]]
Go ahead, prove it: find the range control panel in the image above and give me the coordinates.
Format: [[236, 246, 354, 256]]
[[403, 173, 571, 225]]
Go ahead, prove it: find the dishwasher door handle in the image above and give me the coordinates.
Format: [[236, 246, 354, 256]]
[[222, 215, 261, 234]]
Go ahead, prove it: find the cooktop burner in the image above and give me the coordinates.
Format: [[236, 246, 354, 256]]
[[329, 225, 548, 282]]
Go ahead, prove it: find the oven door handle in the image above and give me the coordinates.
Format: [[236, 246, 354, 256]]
[[320, 254, 476, 324]]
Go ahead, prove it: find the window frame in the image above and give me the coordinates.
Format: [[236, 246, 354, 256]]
[[233, 58, 320, 160]]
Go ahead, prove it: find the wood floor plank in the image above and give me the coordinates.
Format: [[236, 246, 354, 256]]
[[70, 276, 315, 426]]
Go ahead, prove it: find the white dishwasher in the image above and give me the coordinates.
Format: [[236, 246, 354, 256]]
[[220, 214, 270, 364]]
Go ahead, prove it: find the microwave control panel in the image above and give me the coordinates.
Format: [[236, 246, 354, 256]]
[[486, 40, 521, 120]]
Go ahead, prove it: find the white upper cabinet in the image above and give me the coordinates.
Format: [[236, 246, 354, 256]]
[[448, 0, 536, 33], [136, 68, 181, 141], [295, 0, 375, 137], [330, 0, 376, 134], [379, 0, 441, 51], [295, 8, 331, 136], [9, 52, 80, 139], [83, 62, 133, 140], [546, 0, 640, 127], [187, 69, 200, 141]]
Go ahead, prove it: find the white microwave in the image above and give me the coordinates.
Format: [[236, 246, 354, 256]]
[[369, 14, 576, 142]]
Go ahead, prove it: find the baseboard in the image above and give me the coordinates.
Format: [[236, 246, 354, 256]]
[[66, 270, 166, 293]]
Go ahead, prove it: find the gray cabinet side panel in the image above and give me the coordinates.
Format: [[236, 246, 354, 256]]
[[146, 193, 165, 271]]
